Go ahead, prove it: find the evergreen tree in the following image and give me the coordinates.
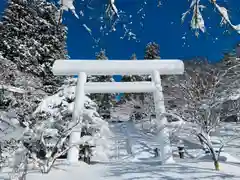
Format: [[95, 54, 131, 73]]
[[121, 53, 142, 82], [135, 42, 161, 118], [0, 0, 67, 125], [121, 53, 145, 103], [88, 50, 114, 119], [96, 49, 108, 60], [144, 42, 160, 60], [116, 53, 147, 120], [130, 53, 137, 60], [127, 43, 161, 119], [0, 0, 67, 93]]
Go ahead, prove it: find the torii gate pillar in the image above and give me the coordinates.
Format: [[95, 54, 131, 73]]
[[67, 72, 87, 163], [52, 59, 184, 164], [152, 70, 173, 163]]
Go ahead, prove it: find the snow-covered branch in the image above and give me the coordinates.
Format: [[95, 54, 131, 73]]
[[1, 85, 25, 94], [59, 0, 78, 18], [211, 0, 240, 34], [58, 0, 239, 36], [182, 0, 240, 36]]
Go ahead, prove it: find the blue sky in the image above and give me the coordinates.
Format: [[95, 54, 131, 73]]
[[62, 0, 239, 62], [0, 0, 239, 101], [0, 0, 239, 62]]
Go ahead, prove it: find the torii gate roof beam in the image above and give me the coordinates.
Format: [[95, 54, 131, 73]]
[[52, 60, 184, 76]]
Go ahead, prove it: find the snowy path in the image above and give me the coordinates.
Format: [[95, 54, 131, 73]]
[[109, 121, 159, 161], [3, 121, 240, 180]]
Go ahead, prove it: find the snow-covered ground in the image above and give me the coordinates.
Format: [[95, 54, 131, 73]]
[[1, 121, 240, 180]]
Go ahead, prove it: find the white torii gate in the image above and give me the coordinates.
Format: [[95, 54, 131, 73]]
[[52, 59, 184, 164]]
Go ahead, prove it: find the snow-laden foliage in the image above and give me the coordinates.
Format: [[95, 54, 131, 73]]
[[31, 77, 113, 162], [58, 0, 142, 44], [2, 78, 112, 175], [88, 50, 115, 119], [120, 42, 160, 119], [153, 56, 240, 161], [0, 55, 46, 128], [182, 0, 240, 36], [162, 59, 240, 127], [0, 0, 68, 126], [0, 0, 67, 93]]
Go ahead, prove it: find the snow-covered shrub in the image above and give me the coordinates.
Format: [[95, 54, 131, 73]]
[[29, 77, 113, 165], [0, 110, 28, 170]]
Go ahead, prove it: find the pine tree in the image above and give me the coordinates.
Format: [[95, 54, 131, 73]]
[[88, 50, 114, 119], [0, 0, 67, 93], [144, 42, 160, 60], [130, 53, 137, 60], [117, 53, 147, 120], [96, 50, 108, 60], [121, 53, 145, 102], [121, 53, 140, 82], [0, 0, 67, 125], [135, 42, 161, 118]]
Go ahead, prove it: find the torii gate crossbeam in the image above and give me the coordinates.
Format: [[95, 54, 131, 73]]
[[52, 59, 184, 164]]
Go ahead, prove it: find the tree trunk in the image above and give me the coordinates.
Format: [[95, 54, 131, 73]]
[[214, 160, 220, 171], [198, 133, 220, 171], [208, 141, 220, 171]]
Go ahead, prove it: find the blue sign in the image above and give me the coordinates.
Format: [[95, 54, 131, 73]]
[[113, 75, 123, 82], [113, 75, 124, 101]]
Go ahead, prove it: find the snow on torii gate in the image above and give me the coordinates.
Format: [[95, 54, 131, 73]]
[[52, 59, 184, 164]]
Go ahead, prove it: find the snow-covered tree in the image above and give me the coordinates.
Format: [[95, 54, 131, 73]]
[[0, 0, 68, 126], [16, 77, 113, 172], [164, 60, 221, 128], [214, 49, 240, 120], [131, 42, 161, 118], [144, 42, 160, 60], [120, 53, 143, 102], [161, 58, 240, 170], [0, 0, 68, 172], [120, 42, 161, 120], [0, 0, 67, 93], [88, 50, 115, 119]]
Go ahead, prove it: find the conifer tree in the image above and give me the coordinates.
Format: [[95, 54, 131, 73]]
[[88, 50, 114, 119], [0, 0, 67, 94], [120, 53, 138, 102], [136, 42, 161, 118], [0, 0, 67, 125], [130, 53, 137, 60], [144, 42, 160, 60]]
